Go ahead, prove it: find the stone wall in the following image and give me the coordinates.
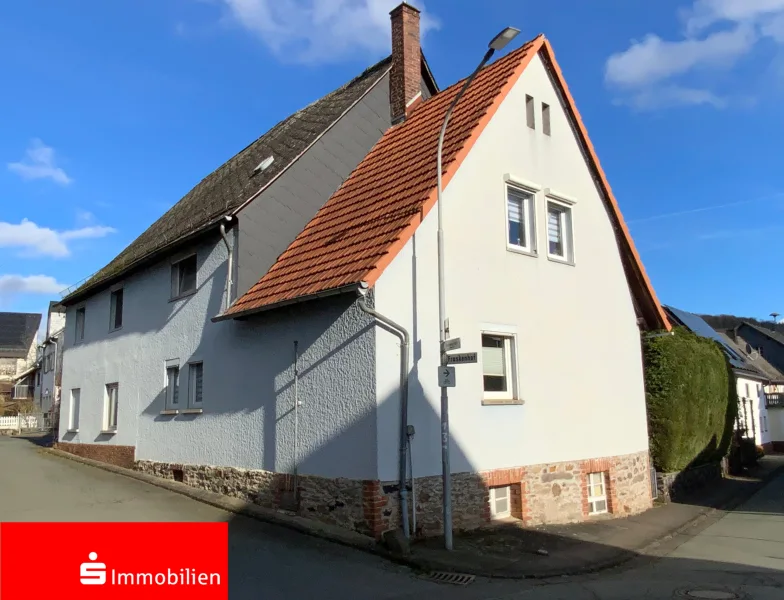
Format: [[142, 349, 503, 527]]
[[656, 462, 722, 503], [56, 442, 135, 469], [82, 450, 655, 540]]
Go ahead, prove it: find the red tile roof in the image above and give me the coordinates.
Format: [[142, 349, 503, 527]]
[[224, 35, 670, 331]]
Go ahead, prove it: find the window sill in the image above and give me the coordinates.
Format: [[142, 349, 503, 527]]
[[109, 326, 123, 333], [506, 245, 537, 258], [99, 429, 117, 435], [181, 408, 203, 414], [169, 290, 197, 303], [547, 255, 575, 267], [482, 398, 525, 406], [160, 410, 179, 415], [66, 428, 79, 433]]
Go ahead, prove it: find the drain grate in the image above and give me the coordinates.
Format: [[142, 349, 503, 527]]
[[422, 571, 475, 586]]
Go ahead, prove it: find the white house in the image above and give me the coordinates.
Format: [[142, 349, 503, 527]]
[[37, 302, 66, 413], [57, 3, 669, 538]]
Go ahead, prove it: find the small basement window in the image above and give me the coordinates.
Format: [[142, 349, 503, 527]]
[[171, 254, 197, 298], [489, 485, 511, 518], [587, 472, 608, 515]]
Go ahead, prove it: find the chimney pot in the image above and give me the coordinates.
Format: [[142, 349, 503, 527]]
[[389, 2, 422, 124]]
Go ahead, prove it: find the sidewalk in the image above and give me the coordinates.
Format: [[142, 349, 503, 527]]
[[404, 455, 784, 578], [41, 441, 784, 579]]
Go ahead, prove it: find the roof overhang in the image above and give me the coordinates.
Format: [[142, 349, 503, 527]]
[[212, 283, 362, 322]]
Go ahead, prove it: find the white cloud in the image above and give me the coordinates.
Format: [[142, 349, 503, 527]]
[[620, 85, 728, 110], [686, 0, 784, 32], [605, 26, 756, 87], [219, 0, 439, 63], [0, 219, 116, 258], [0, 275, 67, 296], [606, 0, 784, 110], [7, 139, 72, 185]]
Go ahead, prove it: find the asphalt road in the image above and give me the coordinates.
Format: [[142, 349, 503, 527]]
[[1, 435, 783, 599]]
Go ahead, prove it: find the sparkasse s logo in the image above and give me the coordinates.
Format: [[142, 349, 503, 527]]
[[1, 522, 228, 600], [80, 552, 107, 585]]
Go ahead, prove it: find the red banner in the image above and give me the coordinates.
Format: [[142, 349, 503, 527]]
[[0, 522, 228, 599]]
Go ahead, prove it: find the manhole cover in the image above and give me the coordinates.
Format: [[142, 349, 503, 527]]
[[421, 571, 475, 586], [675, 588, 745, 600]]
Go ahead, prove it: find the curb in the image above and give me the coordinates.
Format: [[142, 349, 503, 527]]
[[40, 447, 784, 580]]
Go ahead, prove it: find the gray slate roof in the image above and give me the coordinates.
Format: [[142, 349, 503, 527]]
[[717, 331, 784, 383], [739, 321, 784, 346], [63, 56, 394, 304], [0, 313, 41, 358]]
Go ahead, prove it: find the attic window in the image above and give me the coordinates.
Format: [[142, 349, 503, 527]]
[[542, 103, 551, 136], [253, 156, 274, 175], [526, 95, 535, 129]]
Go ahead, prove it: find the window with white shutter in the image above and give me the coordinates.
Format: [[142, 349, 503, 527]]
[[482, 333, 516, 402], [165, 364, 180, 410], [506, 185, 535, 253], [546, 200, 573, 262]]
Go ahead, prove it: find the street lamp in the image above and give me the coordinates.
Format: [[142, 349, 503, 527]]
[[436, 25, 520, 551]]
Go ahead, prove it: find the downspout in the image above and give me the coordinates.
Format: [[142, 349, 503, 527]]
[[47, 336, 58, 420], [219, 215, 234, 312], [357, 281, 411, 539]]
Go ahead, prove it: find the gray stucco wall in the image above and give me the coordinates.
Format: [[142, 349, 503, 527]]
[[235, 72, 394, 299], [59, 232, 378, 479]]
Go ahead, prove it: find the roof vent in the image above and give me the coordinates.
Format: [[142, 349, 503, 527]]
[[253, 156, 274, 175]]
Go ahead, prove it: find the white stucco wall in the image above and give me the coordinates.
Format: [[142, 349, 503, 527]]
[[737, 376, 768, 446], [373, 52, 650, 481], [59, 231, 378, 479]]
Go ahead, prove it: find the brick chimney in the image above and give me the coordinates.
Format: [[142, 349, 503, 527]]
[[390, 2, 421, 124]]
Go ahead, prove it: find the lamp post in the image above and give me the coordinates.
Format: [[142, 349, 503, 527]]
[[436, 26, 519, 551]]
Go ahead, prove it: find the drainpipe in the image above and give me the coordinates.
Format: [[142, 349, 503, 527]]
[[219, 215, 234, 312], [356, 281, 411, 539]]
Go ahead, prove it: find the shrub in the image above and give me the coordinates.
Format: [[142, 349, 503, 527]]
[[644, 327, 737, 473]]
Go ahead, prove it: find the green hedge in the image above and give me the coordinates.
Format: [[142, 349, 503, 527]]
[[644, 328, 738, 473]]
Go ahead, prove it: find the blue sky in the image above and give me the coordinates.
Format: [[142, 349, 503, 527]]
[[2, 0, 784, 325]]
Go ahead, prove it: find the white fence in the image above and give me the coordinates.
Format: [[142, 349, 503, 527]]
[[0, 414, 44, 431]]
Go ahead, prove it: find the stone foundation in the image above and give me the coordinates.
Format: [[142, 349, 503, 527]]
[[56, 442, 135, 469], [656, 462, 722, 503], [130, 450, 651, 539]]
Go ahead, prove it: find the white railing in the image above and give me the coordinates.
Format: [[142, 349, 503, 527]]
[[0, 414, 42, 431]]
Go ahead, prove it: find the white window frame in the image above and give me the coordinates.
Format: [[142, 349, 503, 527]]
[[546, 198, 574, 264], [104, 383, 119, 432], [505, 184, 537, 255], [489, 485, 511, 518], [75, 306, 86, 343], [587, 472, 608, 515], [109, 286, 124, 332], [171, 254, 198, 300], [69, 388, 80, 432], [187, 361, 204, 409], [165, 360, 180, 411], [481, 330, 518, 404]]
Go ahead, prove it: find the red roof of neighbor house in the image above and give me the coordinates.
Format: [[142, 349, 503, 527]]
[[224, 35, 671, 332]]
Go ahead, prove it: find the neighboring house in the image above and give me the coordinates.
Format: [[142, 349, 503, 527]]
[[665, 307, 784, 452], [57, 4, 670, 538], [37, 302, 66, 412], [0, 312, 41, 408]]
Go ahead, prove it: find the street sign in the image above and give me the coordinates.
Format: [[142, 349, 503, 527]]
[[446, 352, 478, 365], [443, 337, 461, 352], [438, 366, 456, 388]]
